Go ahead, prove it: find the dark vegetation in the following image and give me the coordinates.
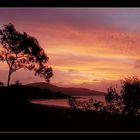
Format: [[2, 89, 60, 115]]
[[68, 77, 140, 116], [0, 84, 70, 100], [0, 77, 140, 132], [1, 23, 140, 131]]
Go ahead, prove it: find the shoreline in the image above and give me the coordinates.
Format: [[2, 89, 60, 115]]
[[31, 102, 70, 109]]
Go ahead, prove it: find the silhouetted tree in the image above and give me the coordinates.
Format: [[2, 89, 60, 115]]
[[105, 86, 123, 114], [121, 77, 140, 115], [0, 23, 53, 86]]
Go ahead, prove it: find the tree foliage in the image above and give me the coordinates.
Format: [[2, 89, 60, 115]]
[[105, 86, 123, 114], [0, 23, 53, 86], [121, 76, 140, 115]]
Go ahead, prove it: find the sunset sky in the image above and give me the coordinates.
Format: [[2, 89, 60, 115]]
[[0, 8, 140, 92]]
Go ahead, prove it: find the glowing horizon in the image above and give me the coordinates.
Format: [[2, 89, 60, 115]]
[[0, 8, 140, 92]]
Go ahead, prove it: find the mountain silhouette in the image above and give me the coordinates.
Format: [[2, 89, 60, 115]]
[[26, 82, 105, 96]]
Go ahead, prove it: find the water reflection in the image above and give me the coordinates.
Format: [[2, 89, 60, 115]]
[[31, 95, 105, 108]]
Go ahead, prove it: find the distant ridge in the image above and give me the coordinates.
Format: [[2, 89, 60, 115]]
[[26, 82, 105, 96]]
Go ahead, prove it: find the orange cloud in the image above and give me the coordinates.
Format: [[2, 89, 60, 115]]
[[1, 8, 140, 92]]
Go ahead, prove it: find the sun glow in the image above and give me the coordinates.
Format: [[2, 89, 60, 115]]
[[0, 8, 140, 91]]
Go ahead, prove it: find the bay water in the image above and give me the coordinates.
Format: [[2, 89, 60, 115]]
[[31, 95, 105, 108]]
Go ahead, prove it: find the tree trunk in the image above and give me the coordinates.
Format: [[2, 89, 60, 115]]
[[7, 70, 11, 87]]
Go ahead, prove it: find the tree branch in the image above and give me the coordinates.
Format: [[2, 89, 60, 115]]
[[5, 53, 11, 68]]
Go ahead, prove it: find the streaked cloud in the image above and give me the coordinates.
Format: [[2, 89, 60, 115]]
[[0, 8, 140, 92]]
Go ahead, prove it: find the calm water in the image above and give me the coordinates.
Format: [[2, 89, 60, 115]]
[[31, 95, 105, 108]]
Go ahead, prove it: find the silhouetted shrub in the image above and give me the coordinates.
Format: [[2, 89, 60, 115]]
[[68, 97, 105, 112], [105, 86, 123, 114], [68, 98, 78, 109], [0, 81, 4, 86]]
